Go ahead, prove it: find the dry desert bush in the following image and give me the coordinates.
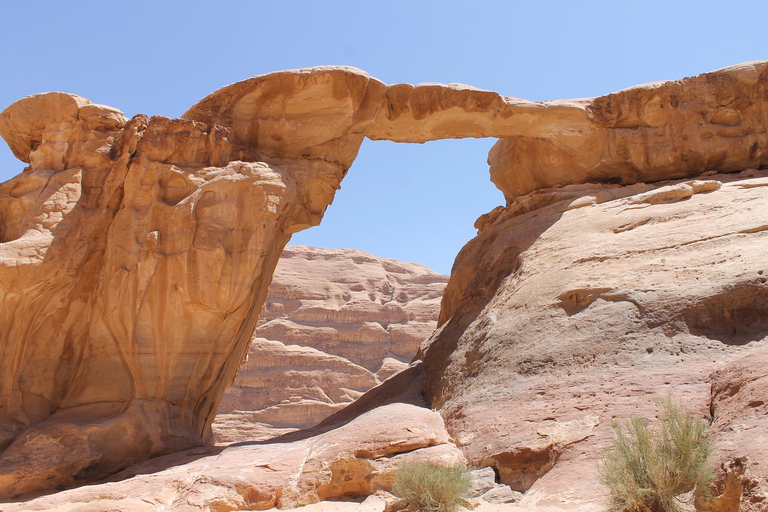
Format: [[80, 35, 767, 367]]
[[599, 398, 714, 512], [392, 462, 471, 512]]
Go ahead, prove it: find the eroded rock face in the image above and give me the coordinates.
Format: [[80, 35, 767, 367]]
[[254, 246, 446, 372], [3, 404, 463, 511], [489, 61, 768, 203], [181, 66, 591, 169], [708, 346, 768, 511], [214, 245, 447, 443], [419, 169, 768, 509], [0, 94, 346, 497]]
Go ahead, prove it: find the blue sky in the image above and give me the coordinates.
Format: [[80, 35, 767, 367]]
[[1, 1, 766, 273]]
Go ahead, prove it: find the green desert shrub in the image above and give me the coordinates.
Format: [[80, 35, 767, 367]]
[[598, 398, 715, 512], [392, 462, 471, 512]]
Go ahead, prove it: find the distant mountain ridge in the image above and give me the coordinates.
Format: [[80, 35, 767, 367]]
[[214, 245, 448, 442]]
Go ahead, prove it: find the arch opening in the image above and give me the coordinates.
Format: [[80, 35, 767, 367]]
[[213, 137, 503, 443]]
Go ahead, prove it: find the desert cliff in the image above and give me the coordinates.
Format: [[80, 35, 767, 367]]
[[214, 245, 447, 442], [419, 170, 768, 509], [0, 61, 767, 510]]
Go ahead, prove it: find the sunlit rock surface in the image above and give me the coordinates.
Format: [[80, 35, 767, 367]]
[[0, 61, 766, 508], [0, 93, 346, 497], [2, 367, 464, 511], [420, 170, 768, 510]]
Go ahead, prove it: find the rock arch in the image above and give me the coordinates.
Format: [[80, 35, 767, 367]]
[[0, 61, 766, 497]]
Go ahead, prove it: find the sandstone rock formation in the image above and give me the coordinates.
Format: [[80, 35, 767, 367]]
[[1, 367, 465, 511], [213, 245, 447, 442], [709, 345, 768, 510], [1, 61, 767, 509], [0, 93, 345, 498], [419, 169, 768, 510], [183, 62, 768, 201], [213, 338, 378, 443]]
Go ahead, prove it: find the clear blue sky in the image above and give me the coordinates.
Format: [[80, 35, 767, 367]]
[[1, 1, 766, 274]]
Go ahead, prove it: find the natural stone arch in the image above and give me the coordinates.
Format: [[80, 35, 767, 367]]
[[0, 61, 766, 498]]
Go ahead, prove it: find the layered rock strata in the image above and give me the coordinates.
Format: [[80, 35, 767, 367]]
[[214, 245, 447, 442], [0, 61, 766, 505]]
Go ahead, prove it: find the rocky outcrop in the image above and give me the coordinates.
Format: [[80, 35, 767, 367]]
[[0, 93, 346, 497], [214, 245, 446, 443], [254, 246, 446, 372], [181, 66, 590, 169], [488, 61, 768, 203], [1, 367, 464, 511], [1, 61, 767, 505], [708, 346, 768, 511], [419, 169, 768, 509], [213, 339, 378, 443]]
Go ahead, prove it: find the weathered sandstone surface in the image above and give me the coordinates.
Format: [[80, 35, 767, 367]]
[[183, 62, 768, 201], [213, 245, 446, 442], [420, 169, 768, 510], [709, 345, 768, 510], [1, 61, 767, 509], [1, 367, 464, 511], [0, 93, 346, 498]]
